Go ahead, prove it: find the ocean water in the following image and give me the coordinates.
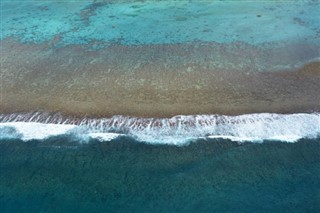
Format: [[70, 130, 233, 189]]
[[1, 137, 320, 212], [1, 0, 320, 212]]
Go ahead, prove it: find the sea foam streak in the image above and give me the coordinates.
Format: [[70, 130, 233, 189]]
[[0, 112, 319, 145]]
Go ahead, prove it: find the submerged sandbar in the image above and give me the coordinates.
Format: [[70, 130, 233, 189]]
[[1, 39, 319, 118]]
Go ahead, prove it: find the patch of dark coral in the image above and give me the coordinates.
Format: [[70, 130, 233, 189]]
[[293, 17, 306, 26], [79, 1, 109, 26]]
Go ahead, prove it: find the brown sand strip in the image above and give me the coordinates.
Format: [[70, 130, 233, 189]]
[[1, 39, 319, 118]]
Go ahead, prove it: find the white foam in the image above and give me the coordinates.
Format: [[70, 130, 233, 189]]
[[207, 135, 260, 142], [117, 113, 320, 144], [0, 113, 319, 145], [88, 133, 123, 142], [0, 122, 124, 142], [0, 122, 76, 141]]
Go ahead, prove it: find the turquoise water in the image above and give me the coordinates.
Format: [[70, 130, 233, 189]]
[[1, 137, 319, 212], [2, 0, 320, 46]]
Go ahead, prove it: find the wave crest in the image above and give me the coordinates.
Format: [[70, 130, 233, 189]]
[[0, 112, 319, 145]]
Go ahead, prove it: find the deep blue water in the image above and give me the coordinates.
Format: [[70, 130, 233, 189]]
[[1, 137, 319, 213]]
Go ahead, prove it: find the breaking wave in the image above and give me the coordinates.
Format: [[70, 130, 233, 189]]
[[0, 112, 319, 145]]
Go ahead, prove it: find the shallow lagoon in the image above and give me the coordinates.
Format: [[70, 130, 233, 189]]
[[2, 0, 319, 45]]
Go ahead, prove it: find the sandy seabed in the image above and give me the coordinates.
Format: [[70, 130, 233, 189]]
[[1, 39, 320, 118]]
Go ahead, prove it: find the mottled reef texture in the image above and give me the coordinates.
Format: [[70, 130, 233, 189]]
[[1, 38, 320, 118]]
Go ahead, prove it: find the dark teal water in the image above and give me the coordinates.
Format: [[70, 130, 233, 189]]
[[1, 137, 319, 213]]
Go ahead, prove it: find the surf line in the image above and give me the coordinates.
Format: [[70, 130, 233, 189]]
[[0, 112, 319, 144]]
